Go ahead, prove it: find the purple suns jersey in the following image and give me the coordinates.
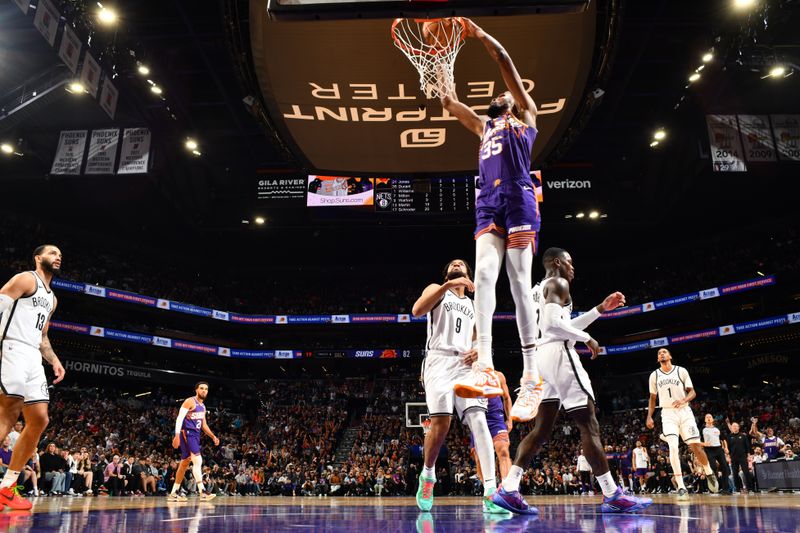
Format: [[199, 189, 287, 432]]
[[478, 113, 537, 185], [182, 400, 206, 433], [486, 395, 506, 429]]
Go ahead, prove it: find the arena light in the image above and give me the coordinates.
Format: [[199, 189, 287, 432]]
[[702, 52, 714, 63], [255, 216, 266, 225], [97, 5, 118, 25], [733, 0, 756, 9], [1, 143, 13, 155], [66, 81, 86, 94], [757, 271, 765, 276], [575, 212, 585, 219], [185, 139, 198, 150], [600, 213, 608, 218], [689, 72, 701, 82], [191, 150, 202, 156], [137, 64, 150, 76], [564, 214, 573, 219], [769, 66, 786, 78], [762, 380, 770, 384], [653, 129, 667, 141], [150, 85, 163, 95], [650, 141, 659, 148], [588, 211, 599, 219], [135, 391, 151, 397]]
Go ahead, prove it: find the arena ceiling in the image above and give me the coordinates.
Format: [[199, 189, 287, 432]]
[[0, 0, 798, 255]]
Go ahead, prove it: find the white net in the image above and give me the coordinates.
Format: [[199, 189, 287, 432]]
[[391, 17, 466, 99]]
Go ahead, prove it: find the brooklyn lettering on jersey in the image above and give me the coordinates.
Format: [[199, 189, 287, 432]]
[[30, 296, 52, 313], [442, 301, 475, 320], [657, 377, 683, 388]]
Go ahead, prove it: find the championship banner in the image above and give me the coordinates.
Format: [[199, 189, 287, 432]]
[[706, 115, 747, 172], [33, 0, 60, 46], [58, 24, 82, 74], [79, 52, 101, 98], [770, 115, 800, 161], [14, 0, 29, 15], [99, 77, 119, 119], [117, 128, 151, 174], [85, 129, 120, 175], [738, 115, 777, 162], [50, 130, 87, 175]]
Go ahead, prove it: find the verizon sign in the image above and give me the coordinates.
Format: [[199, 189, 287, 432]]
[[250, 5, 596, 173]]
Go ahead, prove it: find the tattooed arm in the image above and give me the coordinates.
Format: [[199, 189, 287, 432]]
[[40, 296, 66, 384]]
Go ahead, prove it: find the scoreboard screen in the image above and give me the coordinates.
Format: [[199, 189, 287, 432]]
[[374, 177, 474, 214]]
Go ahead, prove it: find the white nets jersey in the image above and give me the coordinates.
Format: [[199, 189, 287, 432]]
[[533, 280, 573, 346], [649, 366, 694, 410], [425, 289, 475, 354], [0, 272, 54, 350]]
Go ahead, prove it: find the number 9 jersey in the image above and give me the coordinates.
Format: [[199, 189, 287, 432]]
[[425, 289, 475, 355]]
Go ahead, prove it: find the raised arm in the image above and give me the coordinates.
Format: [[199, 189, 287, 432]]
[[463, 18, 537, 128], [412, 277, 475, 318], [440, 91, 483, 137]]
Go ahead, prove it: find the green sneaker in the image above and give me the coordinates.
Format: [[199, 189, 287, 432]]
[[416, 511, 434, 533], [483, 495, 512, 515], [416, 476, 436, 511]]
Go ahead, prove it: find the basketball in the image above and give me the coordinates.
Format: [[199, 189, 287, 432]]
[[422, 18, 455, 47]]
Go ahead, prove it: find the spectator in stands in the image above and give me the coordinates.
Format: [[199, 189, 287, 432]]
[[8, 422, 23, 451], [0, 438, 11, 477], [41, 443, 67, 495], [22, 451, 40, 497], [104, 455, 125, 496], [76, 449, 94, 495]]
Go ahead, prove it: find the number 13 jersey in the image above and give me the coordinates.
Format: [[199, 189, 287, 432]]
[[0, 272, 54, 350], [426, 289, 475, 354]]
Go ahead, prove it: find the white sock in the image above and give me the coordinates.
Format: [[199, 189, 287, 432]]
[[422, 466, 436, 480], [483, 478, 497, 497], [477, 335, 493, 369], [675, 475, 686, 490], [197, 482, 205, 493], [0, 469, 21, 490], [503, 465, 524, 493], [596, 471, 619, 498], [521, 346, 539, 382], [464, 410, 496, 494], [702, 462, 713, 476], [475, 233, 504, 368], [171, 483, 180, 494]]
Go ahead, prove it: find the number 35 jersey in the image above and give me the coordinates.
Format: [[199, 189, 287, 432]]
[[478, 113, 537, 184], [426, 289, 475, 354], [0, 272, 54, 350]]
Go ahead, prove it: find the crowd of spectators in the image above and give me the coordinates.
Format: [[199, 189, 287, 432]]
[[2, 211, 799, 318], [6, 369, 796, 499]]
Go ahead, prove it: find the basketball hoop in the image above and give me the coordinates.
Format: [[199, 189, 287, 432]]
[[391, 17, 467, 99]]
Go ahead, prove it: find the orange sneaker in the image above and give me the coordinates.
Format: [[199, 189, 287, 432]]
[[454, 363, 503, 399], [510, 377, 544, 422], [0, 485, 33, 510]]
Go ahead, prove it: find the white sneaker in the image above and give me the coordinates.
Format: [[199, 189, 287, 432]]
[[453, 362, 503, 399], [677, 488, 689, 500], [510, 377, 544, 422]]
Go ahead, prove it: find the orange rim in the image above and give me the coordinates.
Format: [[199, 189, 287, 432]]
[[391, 17, 466, 57]]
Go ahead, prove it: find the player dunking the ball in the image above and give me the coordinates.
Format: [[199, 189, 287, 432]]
[[490, 247, 653, 514], [646, 348, 719, 499], [411, 259, 507, 514], [0, 245, 66, 510], [441, 19, 544, 421], [169, 382, 219, 502]]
